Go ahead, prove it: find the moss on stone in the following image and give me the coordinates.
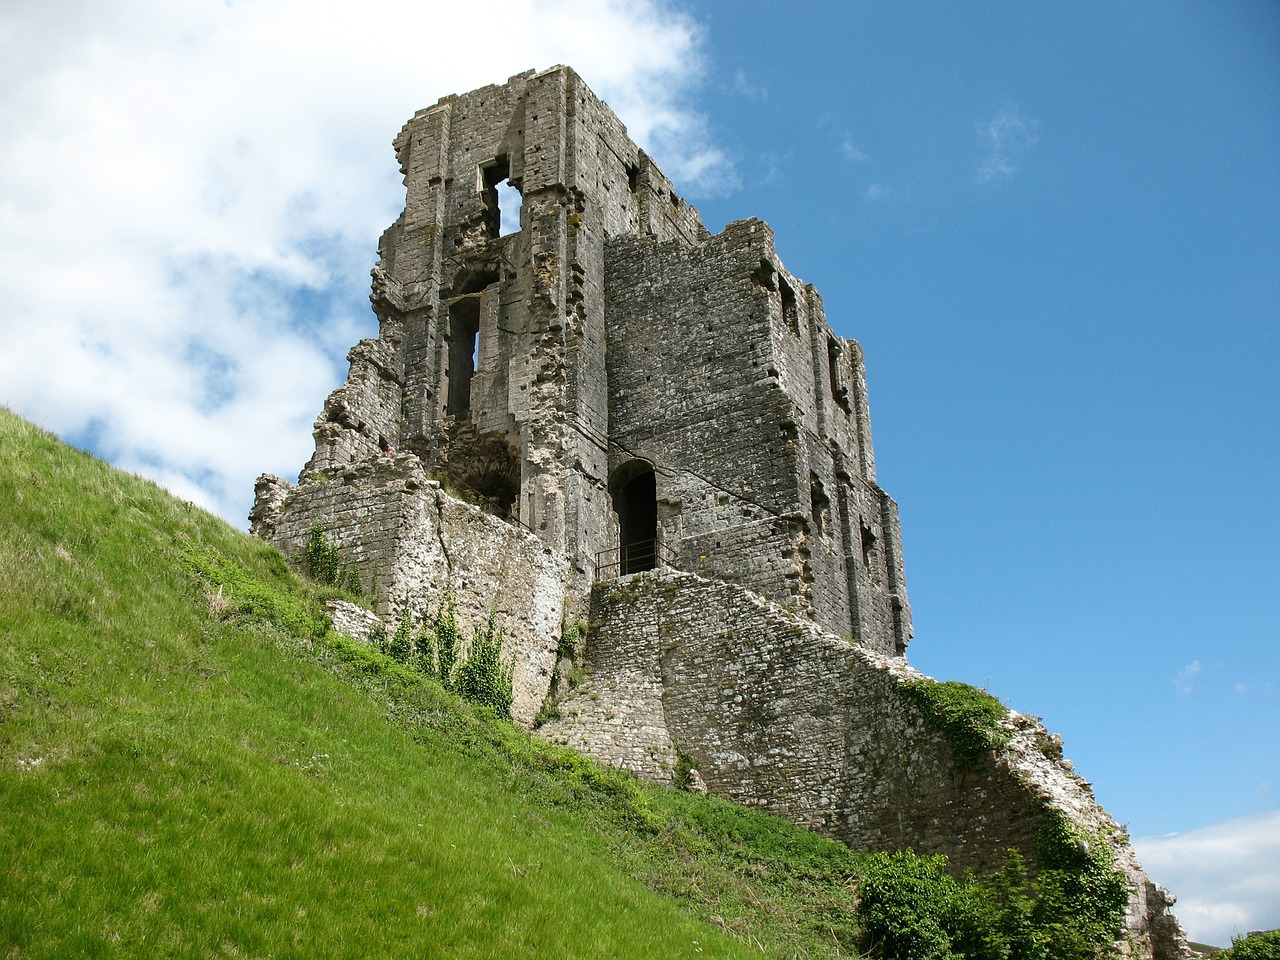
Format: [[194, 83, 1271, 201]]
[[900, 679, 1012, 769]]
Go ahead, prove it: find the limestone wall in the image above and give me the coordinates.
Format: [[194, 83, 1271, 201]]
[[603, 219, 910, 654], [251, 455, 571, 726], [275, 66, 913, 653], [538, 570, 1186, 959]]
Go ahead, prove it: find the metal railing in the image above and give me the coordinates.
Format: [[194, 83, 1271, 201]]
[[594, 539, 681, 581]]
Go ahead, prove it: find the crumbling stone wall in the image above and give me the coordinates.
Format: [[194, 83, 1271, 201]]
[[261, 65, 911, 655], [604, 219, 909, 651], [538, 569, 1188, 959], [250, 67, 1189, 958], [251, 455, 570, 725], [303, 66, 709, 578]]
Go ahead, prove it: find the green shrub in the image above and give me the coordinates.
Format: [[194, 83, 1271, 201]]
[[1031, 812, 1129, 959], [856, 839, 1127, 960], [453, 611, 514, 717], [423, 593, 462, 685], [388, 609, 414, 663], [303, 523, 342, 585], [1218, 930, 1280, 959], [857, 851, 975, 960]]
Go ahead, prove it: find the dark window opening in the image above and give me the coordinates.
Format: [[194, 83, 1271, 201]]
[[891, 596, 907, 655], [827, 338, 850, 410], [860, 522, 877, 568], [810, 474, 830, 539], [444, 431, 521, 518], [626, 163, 639, 193], [780, 279, 798, 334], [446, 297, 481, 416], [612, 461, 658, 575], [480, 156, 522, 237]]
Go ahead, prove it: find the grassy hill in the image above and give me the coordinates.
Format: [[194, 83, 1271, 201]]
[[0, 408, 1127, 959]]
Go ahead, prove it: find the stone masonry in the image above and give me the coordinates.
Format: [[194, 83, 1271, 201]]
[[540, 571, 1189, 958], [251, 66, 1189, 958], [251, 455, 567, 726], [253, 64, 909, 657]]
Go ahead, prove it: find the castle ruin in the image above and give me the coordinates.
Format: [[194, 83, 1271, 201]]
[[250, 67, 1189, 958]]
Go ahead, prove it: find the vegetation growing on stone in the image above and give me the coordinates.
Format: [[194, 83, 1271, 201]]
[[900, 678, 1013, 768], [301, 522, 360, 593], [452, 611, 514, 716], [1031, 810, 1131, 957], [372, 594, 513, 718]]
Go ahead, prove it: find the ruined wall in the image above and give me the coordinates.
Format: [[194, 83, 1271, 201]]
[[268, 65, 911, 653], [302, 66, 710, 582], [538, 569, 1186, 959], [250, 455, 570, 726], [604, 219, 909, 653], [250, 67, 1189, 957]]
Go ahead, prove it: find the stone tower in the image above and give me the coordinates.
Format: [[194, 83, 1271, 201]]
[[259, 65, 910, 656]]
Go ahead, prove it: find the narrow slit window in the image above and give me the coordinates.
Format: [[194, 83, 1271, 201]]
[[780, 279, 798, 334], [827, 338, 850, 410], [810, 474, 829, 539]]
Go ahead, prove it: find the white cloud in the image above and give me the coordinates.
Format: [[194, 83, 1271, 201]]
[[1135, 810, 1280, 947], [0, 0, 729, 526], [976, 104, 1040, 183], [841, 133, 869, 163], [862, 184, 885, 202], [732, 68, 767, 101], [1174, 659, 1203, 696]]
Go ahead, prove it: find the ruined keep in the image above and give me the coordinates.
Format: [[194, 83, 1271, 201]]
[[251, 67, 1190, 958], [254, 63, 908, 656]]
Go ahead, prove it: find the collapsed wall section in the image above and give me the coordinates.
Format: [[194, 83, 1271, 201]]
[[537, 570, 1187, 959], [250, 455, 570, 726]]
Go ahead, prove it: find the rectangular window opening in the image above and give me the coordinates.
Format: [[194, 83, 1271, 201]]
[[780, 279, 798, 334], [481, 156, 522, 237], [446, 297, 481, 416]]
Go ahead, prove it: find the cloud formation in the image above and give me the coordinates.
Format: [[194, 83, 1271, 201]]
[[1174, 659, 1203, 696], [976, 105, 1040, 182], [0, 0, 728, 525], [1135, 810, 1280, 947]]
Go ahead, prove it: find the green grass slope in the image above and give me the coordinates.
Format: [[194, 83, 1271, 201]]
[[0, 409, 871, 959], [0, 409, 1131, 960]]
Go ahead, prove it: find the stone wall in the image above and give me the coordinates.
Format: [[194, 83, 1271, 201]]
[[538, 569, 1187, 959], [249, 66, 1188, 957], [267, 65, 912, 655], [604, 219, 910, 653], [309, 66, 712, 579], [251, 454, 571, 726]]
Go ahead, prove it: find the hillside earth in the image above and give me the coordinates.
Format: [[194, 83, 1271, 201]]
[[0, 408, 1138, 958]]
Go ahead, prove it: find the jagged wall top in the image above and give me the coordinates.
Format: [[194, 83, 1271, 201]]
[[264, 65, 912, 654]]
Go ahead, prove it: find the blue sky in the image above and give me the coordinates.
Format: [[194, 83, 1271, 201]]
[[684, 3, 1280, 941], [1, 0, 1276, 946]]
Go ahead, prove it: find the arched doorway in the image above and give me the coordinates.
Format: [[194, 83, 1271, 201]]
[[610, 460, 658, 575]]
